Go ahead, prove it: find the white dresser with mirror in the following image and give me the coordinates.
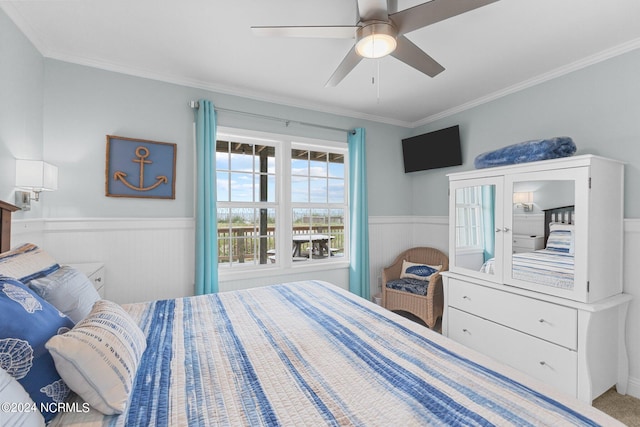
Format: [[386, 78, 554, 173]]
[[441, 154, 631, 403]]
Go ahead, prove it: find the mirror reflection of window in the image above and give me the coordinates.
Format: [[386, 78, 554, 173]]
[[455, 185, 496, 274], [455, 186, 482, 248]]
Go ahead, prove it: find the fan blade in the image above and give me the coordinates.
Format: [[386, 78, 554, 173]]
[[356, 0, 388, 21], [390, 35, 445, 77], [251, 26, 358, 39], [390, 0, 499, 35], [325, 46, 362, 87]]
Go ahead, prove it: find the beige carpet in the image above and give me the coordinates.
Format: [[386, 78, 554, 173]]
[[593, 388, 640, 426]]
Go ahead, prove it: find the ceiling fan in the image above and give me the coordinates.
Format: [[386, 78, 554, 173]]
[[252, 0, 499, 87]]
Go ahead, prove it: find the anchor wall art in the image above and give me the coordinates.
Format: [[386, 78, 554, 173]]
[[105, 135, 177, 199]]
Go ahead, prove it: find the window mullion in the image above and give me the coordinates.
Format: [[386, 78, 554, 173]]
[[279, 140, 292, 269]]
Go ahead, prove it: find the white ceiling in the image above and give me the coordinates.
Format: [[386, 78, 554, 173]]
[[3, 0, 640, 128]]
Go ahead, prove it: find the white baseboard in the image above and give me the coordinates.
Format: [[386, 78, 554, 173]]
[[626, 376, 640, 399]]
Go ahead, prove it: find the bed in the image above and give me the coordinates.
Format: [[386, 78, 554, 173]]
[[481, 206, 576, 290], [0, 202, 622, 426]]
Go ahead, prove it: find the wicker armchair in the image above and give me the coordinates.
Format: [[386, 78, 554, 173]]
[[381, 247, 449, 329]]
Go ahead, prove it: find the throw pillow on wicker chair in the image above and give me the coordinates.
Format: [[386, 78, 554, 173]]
[[399, 260, 442, 281]]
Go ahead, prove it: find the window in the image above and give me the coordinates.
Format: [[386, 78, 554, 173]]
[[216, 139, 277, 266], [215, 129, 348, 269], [291, 148, 346, 261], [455, 186, 483, 248]]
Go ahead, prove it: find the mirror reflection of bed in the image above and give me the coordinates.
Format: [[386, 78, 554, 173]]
[[480, 205, 576, 289]]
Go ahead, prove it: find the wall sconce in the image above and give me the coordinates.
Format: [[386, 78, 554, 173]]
[[15, 160, 58, 211], [513, 192, 534, 212]]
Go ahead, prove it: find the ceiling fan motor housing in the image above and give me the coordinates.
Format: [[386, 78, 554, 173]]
[[355, 21, 398, 58]]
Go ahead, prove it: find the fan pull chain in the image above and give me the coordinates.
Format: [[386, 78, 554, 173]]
[[371, 60, 380, 104], [370, 58, 381, 104], [377, 60, 380, 103]]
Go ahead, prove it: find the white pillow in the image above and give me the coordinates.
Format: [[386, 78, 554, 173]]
[[28, 266, 101, 323], [45, 300, 147, 415], [549, 222, 575, 233], [0, 368, 46, 427], [400, 260, 442, 281]]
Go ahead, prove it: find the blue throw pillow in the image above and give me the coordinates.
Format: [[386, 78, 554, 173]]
[[400, 260, 442, 281], [0, 276, 74, 422]]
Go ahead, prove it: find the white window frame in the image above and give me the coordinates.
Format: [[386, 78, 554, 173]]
[[455, 186, 484, 250], [216, 127, 350, 281]]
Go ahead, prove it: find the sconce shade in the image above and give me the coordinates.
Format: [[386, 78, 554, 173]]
[[15, 160, 58, 192], [513, 192, 533, 204]]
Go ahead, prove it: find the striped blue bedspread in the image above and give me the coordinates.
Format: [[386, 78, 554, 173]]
[[51, 280, 616, 426], [512, 249, 574, 289], [481, 250, 574, 290]]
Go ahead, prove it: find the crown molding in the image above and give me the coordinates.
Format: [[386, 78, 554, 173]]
[[411, 38, 640, 128], [53, 36, 640, 131]]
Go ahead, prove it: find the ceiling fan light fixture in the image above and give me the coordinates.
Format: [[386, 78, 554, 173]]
[[355, 22, 397, 59]]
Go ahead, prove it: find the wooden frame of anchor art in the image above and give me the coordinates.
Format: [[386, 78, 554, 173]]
[[105, 135, 177, 199]]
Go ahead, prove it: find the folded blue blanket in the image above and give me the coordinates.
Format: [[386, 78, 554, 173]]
[[474, 137, 576, 169]]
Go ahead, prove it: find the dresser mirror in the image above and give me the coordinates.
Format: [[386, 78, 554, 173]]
[[451, 178, 502, 280], [509, 179, 575, 288]]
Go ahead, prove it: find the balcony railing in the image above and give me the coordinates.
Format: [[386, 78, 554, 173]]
[[218, 225, 344, 264]]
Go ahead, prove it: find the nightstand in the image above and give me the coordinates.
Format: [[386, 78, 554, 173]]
[[512, 235, 544, 253], [67, 262, 105, 298]]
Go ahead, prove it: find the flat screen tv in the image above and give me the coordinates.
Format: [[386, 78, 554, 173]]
[[402, 125, 462, 173]]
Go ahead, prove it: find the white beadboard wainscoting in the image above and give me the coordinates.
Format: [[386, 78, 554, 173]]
[[623, 219, 640, 399], [10, 215, 640, 399], [44, 218, 195, 304], [368, 216, 449, 297]]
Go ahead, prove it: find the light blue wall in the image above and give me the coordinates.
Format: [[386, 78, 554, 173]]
[[7, 1, 640, 220], [0, 9, 45, 217], [409, 47, 640, 218], [40, 59, 413, 218]]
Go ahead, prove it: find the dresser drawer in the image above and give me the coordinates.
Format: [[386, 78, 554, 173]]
[[448, 278, 577, 349], [449, 308, 577, 397]]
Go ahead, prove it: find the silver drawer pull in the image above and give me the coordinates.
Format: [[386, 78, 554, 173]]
[[462, 328, 469, 333], [503, 227, 510, 232], [539, 361, 546, 366], [94, 277, 102, 282], [538, 318, 545, 323], [495, 228, 502, 233], [462, 295, 470, 300]]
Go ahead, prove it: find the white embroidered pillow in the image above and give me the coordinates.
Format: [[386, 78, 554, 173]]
[[400, 260, 442, 281], [0, 243, 59, 283], [45, 300, 147, 415]]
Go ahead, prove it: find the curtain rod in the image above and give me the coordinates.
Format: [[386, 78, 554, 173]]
[[189, 101, 355, 135]]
